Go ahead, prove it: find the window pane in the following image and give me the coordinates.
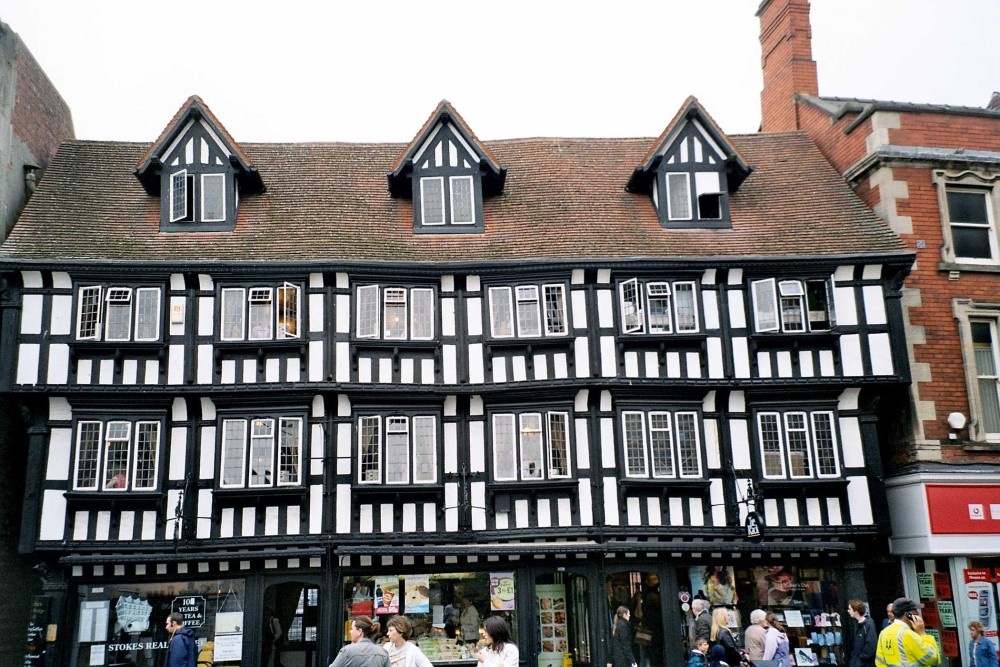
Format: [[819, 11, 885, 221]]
[[277, 284, 300, 339], [411, 289, 435, 340], [811, 413, 838, 476], [75, 422, 102, 489], [170, 170, 187, 222], [221, 289, 246, 341], [421, 178, 445, 225], [249, 419, 275, 487], [953, 226, 993, 260], [649, 412, 675, 478], [77, 286, 102, 340], [758, 413, 784, 477], [249, 288, 273, 340], [356, 285, 379, 339], [785, 412, 811, 477], [973, 322, 1000, 433], [805, 280, 832, 331], [667, 173, 691, 219], [752, 279, 779, 332], [202, 173, 225, 222], [516, 286, 541, 337], [947, 190, 989, 224], [647, 283, 672, 334], [412, 416, 436, 483], [519, 414, 544, 479], [359, 417, 381, 483], [451, 176, 474, 224], [135, 288, 160, 341], [547, 413, 570, 478], [222, 420, 247, 487], [105, 288, 132, 342], [780, 293, 806, 332], [543, 285, 567, 335], [385, 417, 410, 484], [278, 418, 301, 485], [623, 412, 647, 477], [490, 287, 514, 338], [383, 288, 408, 340], [674, 282, 698, 332], [493, 415, 517, 481], [620, 279, 643, 333], [676, 412, 701, 477], [103, 421, 131, 490], [133, 422, 159, 490]]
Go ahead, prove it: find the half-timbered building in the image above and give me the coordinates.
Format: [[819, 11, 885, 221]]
[[0, 93, 912, 667]]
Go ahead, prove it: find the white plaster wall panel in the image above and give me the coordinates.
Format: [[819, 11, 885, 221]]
[[806, 497, 823, 526], [402, 503, 417, 532], [309, 423, 325, 476], [99, 359, 114, 384], [839, 417, 865, 469], [144, 360, 159, 384], [597, 290, 614, 329], [141, 510, 157, 540], [840, 335, 864, 376], [422, 503, 436, 532], [468, 344, 484, 384], [603, 478, 620, 525], [50, 294, 73, 335], [336, 293, 350, 334], [46, 428, 72, 480], [443, 346, 457, 384], [757, 352, 772, 378], [625, 352, 639, 377], [336, 484, 352, 533], [847, 476, 874, 524], [21, 294, 43, 334], [534, 355, 549, 381], [39, 490, 67, 540], [703, 391, 716, 413], [21, 271, 42, 288], [308, 293, 324, 333], [122, 359, 138, 385], [197, 345, 213, 384], [763, 498, 779, 527], [265, 358, 280, 383], [511, 356, 527, 382], [16, 344, 39, 385], [645, 497, 662, 526], [537, 498, 552, 528], [168, 427, 187, 481], [199, 426, 217, 479], [574, 338, 590, 378], [515, 499, 531, 528], [688, 497, 705, 526], [379, 504, 393, 532], [167, 345, 184, 385], [729, 390, 745, 413], [575, 390, 589, 413], [468, 420, 485, 474], [420, 358, 434, 384], [242, 507, 256, 536], [445, 484, 459, 532], [220, 508, 235, 538], [600, 417, 616, 468], [495, 511, 509, 530], [95, 512, 111, 540], [286, 358, 300, 383], [77, 359, 92, 384], [826, 497, 843, 526], [708, 338, 723, 378], [819, 351, 835, 376], [626, 496, 642, 526], [833, 265, 854, 282], [554, 353, 569, 379], [571, 290, 588, 329], [242, 359, 256, 383], [798, 351, 814, 377], [173, 398, 188, 421], [336, 272, 349, 290], [442, 298, 456, 337], [776, 351, 793, 378], [465, 297, 483, 337], [869, 333, 894, 375], [379, 358, 392, 383], [574, 418, 591, 470], [198, 297, 214, 337], [46, 344, 69, 384], [310, 484, 323, 533], [686, 352, 701, 378], [833, 286, 858, 326], [732, 338, 750, 378], [400, 358, 415, 384], [472, 482, 487, 531], [711, 479, 726, 526], [287, 505, 301, 535], [669, 497, 685, 526], [577, 479, 594, 526], [221, 360, 236, 384], [119, 511, 136, 541], [309, 341, 324, 382], [73, 511, 89, 541], [335, 341, 350, 382], [643, 351, 659, 378], [51, 272, 72, 289], [704, 420, 721, 470], [703, 291, 720, 330], [558, 497, 573, 527], [783, 499, 800, 526], [666, 353, 681, 378], [197, 490, 213, 538], [730, 420, 751, 470], [728, 290, 747, 329], [439, 421, 457, 476], [862, 265, 882, 281], [596, 269, 612, 284], [863, 285, 887, 325]]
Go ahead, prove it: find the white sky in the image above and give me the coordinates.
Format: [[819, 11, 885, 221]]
[[3, 1, 999, 144]]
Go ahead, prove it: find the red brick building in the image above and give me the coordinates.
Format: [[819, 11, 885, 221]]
[[758, 1, 1000, 662]]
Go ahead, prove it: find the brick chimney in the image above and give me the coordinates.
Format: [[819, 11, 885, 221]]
[[757, 0, 819, 132]]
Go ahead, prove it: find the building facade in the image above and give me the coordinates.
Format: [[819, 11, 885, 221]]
[[0, 94, 912, 667], [758, 0, 1000, 663]]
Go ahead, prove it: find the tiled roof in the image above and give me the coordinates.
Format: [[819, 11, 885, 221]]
[[0, 132, 907, 264]]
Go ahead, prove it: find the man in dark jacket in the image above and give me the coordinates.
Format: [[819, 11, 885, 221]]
[[165, 612, 197, 667], [692, 599, 712, 643], [847, 600, 877, 667]]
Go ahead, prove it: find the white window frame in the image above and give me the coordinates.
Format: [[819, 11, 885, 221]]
[[943, 185, 998, 265], [355, 285, 436, 341], [104, 287, 133, 342], [201, 173, 226, 223], [491, 411, 572, 482], [489, 284, 568, 339], [489, 287, 515, 338], [619, 278, 699, 335], [276, 282, 301, 340], [621, 410, 703, 479], [76, 285, 162, 342], [757, 410, 840, 480], [515, 286, 541, 338], [134, 287, 162, 342], [77, 285, 103, 340], [383, 288, 408, 341], [220, 283, 301, 342], [220, 416, 302, 489], [248, 287, 274, 341], [356, 415, 438, 485], [420, 177, 445, 226], [666, 172, 692, 221], [954, 301, 1000, 443], [72, 419, 161, 491], [170, 169, 188, 222], [752, 277, 834, 333], [542, 284, 568, 336], [450, 175, 475, 225]]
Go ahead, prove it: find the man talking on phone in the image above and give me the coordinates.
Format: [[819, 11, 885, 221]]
[[875, 598, 940, 667]]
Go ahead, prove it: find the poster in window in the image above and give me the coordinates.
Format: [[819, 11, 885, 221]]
[[536, 584, 568, 661], [689, 566, 738, 605], [213, 612, 244, 662], [375, 576, 400, 615], [405, 576, 430, 613], [916, 573, 935, 600], [490, 572, 516, 611]]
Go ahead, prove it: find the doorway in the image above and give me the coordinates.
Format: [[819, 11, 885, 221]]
[[605, 570, 664, 667], [262, 581, 320, 667], [533, 570, 592, 667]]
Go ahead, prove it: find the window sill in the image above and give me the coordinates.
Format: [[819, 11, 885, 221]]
[[68, 341, 167, 360], [485, 336, 573, 351], [756, 479, 849, 498], [749, 330, 839, 349], [351, 339, 439, 350], [352, 484, 444, 504], [617, 478, 710, 496], [938, 261, 1000, 274], [214, 486, 308, 507], [64, 490, 165, 510]]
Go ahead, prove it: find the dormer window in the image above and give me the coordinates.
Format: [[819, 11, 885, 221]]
[[419, 175, 476, 227], [170, 170, 226, 223]]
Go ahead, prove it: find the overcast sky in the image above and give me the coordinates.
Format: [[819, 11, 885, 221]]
[[3, 1, 999, 144]]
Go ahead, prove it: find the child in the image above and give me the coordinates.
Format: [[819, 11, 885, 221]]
[[688, 637, 710, 667]]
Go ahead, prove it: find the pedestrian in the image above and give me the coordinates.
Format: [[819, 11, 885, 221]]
[[165, 613, 197, 667], [710, 607, 742, 667], [331, 616, 390, 667], [709, 644, 731, 667], [762, 613, 790, 667], [692, 600, 712, 644], [744, 610, 768, 661], [847, 600, 876, 667], [477, 616, 519, 667], [385, 615, 433, 667], [881, 604, 894, 630], [688, 637, 710, 667], [875, 598, 939, 667], [608, 606, 637, 667], [968, 621, 998, 667]]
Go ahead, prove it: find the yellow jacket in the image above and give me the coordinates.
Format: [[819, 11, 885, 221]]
[[875, 621, 939, 667], [197, 640, 214, 667]]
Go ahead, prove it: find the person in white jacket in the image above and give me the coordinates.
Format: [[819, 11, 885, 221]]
[[477, 617, 519, 667], [385, 616, 432, 667]]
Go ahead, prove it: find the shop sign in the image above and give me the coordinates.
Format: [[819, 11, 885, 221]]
[[745, 512, 764, 542], [938, 601, 956, 628], [917, 573, 935, 600], [214, 611, 244, 662], [490, 572, 515, 611], [171, 596, 206, 628], [926, 485, 1000, 534], [116, 595, 153, 633]]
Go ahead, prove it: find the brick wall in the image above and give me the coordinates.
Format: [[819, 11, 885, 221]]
[[758, 0, 818, 132]]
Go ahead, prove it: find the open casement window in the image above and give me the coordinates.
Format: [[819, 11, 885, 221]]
[[622, 410, 702, 479], [357, 415, 437, 485], [757, 411, 840, 480], [491, 411, 572, 482], [220, 417, 302, 488], [947, 188, 997, 263], [276, 283, 301, 339], [752, 278, 834, 333], [76, 285, 162, 342], [170, 170, 190, 222], [619, 278, 699, 334], [72, 420, 160, 491], [221, 284, 301, 341]]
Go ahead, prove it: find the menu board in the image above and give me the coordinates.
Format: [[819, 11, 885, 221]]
[[537, 584, 568, 656]]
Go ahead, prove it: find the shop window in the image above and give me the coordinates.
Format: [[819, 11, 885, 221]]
[[491, 411, 572, 482], [357, 414, 438, 485], [487, 283, 568, 338], [72, 419, 161, 491], [220, 416, 303, 488], [220, 283, 301, 341], [756, 410, 840, 479], [264, 582, 319, 667], [619, 278, 699, 334], [605, 572, 659, 667]]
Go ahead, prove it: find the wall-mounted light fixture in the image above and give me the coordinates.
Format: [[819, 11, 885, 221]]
[[947, 412, 967, 440]]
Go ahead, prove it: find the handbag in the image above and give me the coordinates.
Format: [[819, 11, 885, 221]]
[[634, 627, 653, 645]]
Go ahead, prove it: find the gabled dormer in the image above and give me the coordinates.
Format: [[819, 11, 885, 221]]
[[388, 100, 505, 234], [134, 95, 264, 232], [627, 96, 752, 229]]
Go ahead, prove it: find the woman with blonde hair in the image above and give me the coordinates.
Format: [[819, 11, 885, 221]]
[[710, 607, 741, 666], [969, 620, 998, 667]]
